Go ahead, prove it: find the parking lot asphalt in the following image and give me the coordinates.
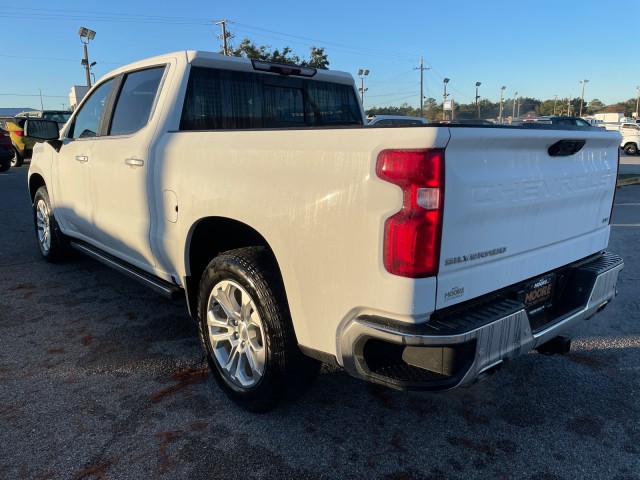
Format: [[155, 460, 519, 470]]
[[1, 166, 639, 480]]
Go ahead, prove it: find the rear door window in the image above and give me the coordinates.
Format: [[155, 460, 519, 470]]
[[109, 67, 165, 136]]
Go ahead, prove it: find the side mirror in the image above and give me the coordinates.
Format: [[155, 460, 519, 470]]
[[24, 119, 60, 142]]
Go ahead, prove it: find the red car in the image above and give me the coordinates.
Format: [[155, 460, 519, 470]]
[[0, 127, 13, 172]]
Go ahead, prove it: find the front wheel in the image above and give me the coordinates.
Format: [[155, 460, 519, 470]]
[[197, 247, 320, 412], [33, 186, 71, 262], [624, 143, 638, 155]]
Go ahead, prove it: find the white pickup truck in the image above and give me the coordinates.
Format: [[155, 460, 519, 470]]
[[620, 123, 640, 155], [26, 51, 623, 412]]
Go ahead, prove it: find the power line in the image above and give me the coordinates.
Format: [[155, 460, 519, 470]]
[[0, 93, 68, 98], [229, 21, 418, 62], [0, 53, 120, 65]]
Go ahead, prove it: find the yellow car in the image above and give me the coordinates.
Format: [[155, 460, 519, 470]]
[[4, 117, 36, 167]]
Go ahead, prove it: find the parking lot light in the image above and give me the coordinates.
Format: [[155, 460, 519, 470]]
[[358, 69, 369, 109], [78, 26, 96, 88], [579, 79, 589, 117]]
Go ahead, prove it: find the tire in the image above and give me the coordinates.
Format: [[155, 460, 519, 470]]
[[197, 247, 320, 412], [33, 186, 72, 262], [623, 143, 638, 155], [11, 148, 24, 168]]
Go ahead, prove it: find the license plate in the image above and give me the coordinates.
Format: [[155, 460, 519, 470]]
[[524, 274, 555, 314]]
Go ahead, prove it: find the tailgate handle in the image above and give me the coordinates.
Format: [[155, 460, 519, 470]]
[[548, 139, 586, 157]]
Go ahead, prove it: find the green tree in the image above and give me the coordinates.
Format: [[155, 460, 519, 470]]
[[228, 39, 329, 69], [586, 98, 606, 114]]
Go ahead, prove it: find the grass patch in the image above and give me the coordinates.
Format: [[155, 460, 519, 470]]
[[617, 174, 640, 186]]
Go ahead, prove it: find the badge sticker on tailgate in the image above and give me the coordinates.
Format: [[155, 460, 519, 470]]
[[524, 274, 555, 313]]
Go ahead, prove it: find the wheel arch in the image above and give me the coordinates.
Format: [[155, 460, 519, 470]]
[[183, 216, 283, 317], [28, 174, 46, 202]]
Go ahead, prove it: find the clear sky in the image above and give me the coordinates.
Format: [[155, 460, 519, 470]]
[[1, 1, 639, 111]]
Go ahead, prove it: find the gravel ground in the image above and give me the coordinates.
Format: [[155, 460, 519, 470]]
[[1, 167, 639, 479]]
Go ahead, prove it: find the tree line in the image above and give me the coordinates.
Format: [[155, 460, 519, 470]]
[[220, 35, 636, 120], [367, 97, 639, 121]]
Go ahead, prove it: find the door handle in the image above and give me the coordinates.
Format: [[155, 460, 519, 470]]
[[75, 155, 89, 162], [125, 158, 144, 167]]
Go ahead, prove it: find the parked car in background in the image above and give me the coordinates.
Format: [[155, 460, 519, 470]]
[[16, 110, 72, 128], [511, 116, 594, 128], [620, 123, 640, 155], [3, 117, 35, 167], [0, 126, 13, 172], [368, 115, 429, 126]]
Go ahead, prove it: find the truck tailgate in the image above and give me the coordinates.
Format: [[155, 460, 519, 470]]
[[436, 127, 620, 309]]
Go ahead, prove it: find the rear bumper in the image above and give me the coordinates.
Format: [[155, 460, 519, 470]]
[[339, 252, 623, 390]]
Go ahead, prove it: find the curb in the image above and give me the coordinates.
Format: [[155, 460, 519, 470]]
[[617, 177, 640, 187]]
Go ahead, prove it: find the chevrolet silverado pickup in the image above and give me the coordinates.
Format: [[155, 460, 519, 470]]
[[25, 51, 623, 412]]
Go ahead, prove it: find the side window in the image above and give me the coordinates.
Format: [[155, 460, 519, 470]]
[[70, 79, 114, 139], [180, 68, 261, 130], [109, 67, 165, 136]]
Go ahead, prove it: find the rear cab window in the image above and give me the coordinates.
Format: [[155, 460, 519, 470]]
[[180, 66, 362, 130]]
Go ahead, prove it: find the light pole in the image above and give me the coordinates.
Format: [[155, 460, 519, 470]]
[[512, 92, 518, 119], [443, 78, 450, 120], [579, 79, 589, 117], [89, 61, 97, 86], [553, 95, 558, 115], [475, 82, 482, 118], [78, 26, 96, 88], [517, 96, 521, 118], [636, 86, 639, 118], [358, 69, 369, 110], [499, 85, 506, 123]]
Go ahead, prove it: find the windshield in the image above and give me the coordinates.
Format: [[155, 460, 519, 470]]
[[42, 112, 72, 123]]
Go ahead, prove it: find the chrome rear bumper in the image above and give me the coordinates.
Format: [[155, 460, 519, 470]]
[[339, 252, 623, 390]]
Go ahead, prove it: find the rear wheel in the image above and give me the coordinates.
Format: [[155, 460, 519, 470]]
[[197, 247, 320, 412], [33, 186, 71, 262], [624, 143, 638, 155], [11, 148, 24, 167]]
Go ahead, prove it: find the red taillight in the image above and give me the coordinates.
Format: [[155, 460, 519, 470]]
[[376, 149, 445, 278], [14, 130, 23, 137]]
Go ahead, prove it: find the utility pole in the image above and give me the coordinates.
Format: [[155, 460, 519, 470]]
[[567, 97, 571, 116], [443, 78, 450, 120], [475, 82, 482, 118], [215, 20, 229, 55], [636, 86, 639, 118], [512, 92, 518, 119], [499, 86, 506, 123], [39, 89, 44, 110], [553, 95, 558, 115], [358, 69, 369, 109], [414, 57, 431, 117], [517, 96, 521, 118]]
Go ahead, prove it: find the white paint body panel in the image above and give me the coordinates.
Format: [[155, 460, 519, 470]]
[[28, 51, 622, 364], [437, 128, 619, 309]]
